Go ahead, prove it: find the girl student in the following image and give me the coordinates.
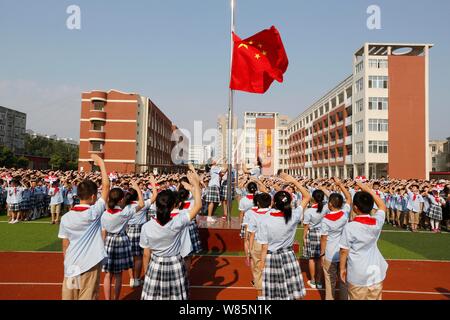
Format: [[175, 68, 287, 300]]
[[101, 181, 145, 300], [127, 176, 158, 288], [319, 177, 352, 300], [258, 172, 311, 300], [6, 178, 23, 224], [302, 188, 328, 289], [139, 166, 202, 300], [427, 188, 445, 233], [48, 180, 64, 224]]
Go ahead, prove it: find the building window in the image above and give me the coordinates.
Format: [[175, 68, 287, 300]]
[[355, 120, 364, 134], [93, 101, 105, 111], [91, 141, 103, 152], [368, 97, 388, 110], [355, 142, 364, 154], [355, 99, 364, 113], [368, 76, 388, 89], [369, 59, 388, 69], [91, 121, 103, 131], [368, 140, 388, 154], [355, 61, 364, 74], [368, 119, 388, 132], [432, 146, 436, 152], [355, 78, 364, 93]]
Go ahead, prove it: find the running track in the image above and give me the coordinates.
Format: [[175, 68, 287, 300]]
[[0, 252, 449, 300]]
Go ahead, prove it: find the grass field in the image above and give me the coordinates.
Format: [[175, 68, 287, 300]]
[[1, 203, 449, 260]]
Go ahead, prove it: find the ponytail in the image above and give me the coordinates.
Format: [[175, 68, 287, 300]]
[[124, 188, 138, 206], [312, 190, 325, 213], [108, 188, 125, 209], [156, 190, 176, 226], [273, 191, 293, 224]]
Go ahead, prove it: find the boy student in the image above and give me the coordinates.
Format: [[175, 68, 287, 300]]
[[339, 181, 388, 300], [58, 154, 110, 300], [406, 182, 424, 232]]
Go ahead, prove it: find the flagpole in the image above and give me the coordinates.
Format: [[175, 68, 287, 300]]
[[226, 0, 236, 225]]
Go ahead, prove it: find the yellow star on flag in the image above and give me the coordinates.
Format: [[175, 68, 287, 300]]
[[255, 53, 261, 60]]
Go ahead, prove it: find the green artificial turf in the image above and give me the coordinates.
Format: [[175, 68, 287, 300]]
[[1, 203, 449, 261]]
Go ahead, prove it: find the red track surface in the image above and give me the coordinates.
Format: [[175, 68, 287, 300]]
[[0, 252, 449, 300]]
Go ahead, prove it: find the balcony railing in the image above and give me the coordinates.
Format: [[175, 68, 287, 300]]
[[345, 155, 353, 163], [345, 116, 352, 126], [345, 136, 352, 145]]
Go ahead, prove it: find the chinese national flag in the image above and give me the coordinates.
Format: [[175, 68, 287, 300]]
[[230, 26, 288, 94]]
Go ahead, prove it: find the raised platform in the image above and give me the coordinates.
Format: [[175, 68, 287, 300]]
[[197, 216, 299, 253]]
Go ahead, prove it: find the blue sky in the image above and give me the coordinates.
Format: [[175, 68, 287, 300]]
[[0, 0, 449, 140]]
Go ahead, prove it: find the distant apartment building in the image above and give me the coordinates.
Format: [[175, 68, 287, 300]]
[[79, 90, 188, 173], [236, 112, 290, 176], [26, 129, 79, 146], [189, 144, 213, 165], [288, 43, 432, 180], [217, 114, 238, 162], [429, 140, 448, 172], [0, 106, 26, 154]]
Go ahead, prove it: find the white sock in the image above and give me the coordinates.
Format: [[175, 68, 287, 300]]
[[436, 221, 440, 229], [431, 220, 436, 229]]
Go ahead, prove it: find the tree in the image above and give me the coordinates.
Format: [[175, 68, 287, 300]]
[[0, 146, 17, 168], [15, 156, 29, 169]]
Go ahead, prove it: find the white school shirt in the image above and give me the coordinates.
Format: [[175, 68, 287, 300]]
[[139, 210, 192, 257], [58, 199, 107, 277], [257, 207, 303, 252], [169, 208, 193, 258], [320, 204, 351, 263], [339, 210, 388, 287], [101, 205, 137, 234], [128, 199, 152, 226], [303, 205, 327, 229], [239, 194, 256, 213], [49, 187, 64, 205], [372, 190, 384, 210], [407, 191, 424, 212], [6, 186, 22, 204], [209, 166, 222, 187], [246, 208, 272, 244]]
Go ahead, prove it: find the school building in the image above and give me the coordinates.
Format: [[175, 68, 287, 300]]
[[78, 89, 189, 173], [288, 43, 433, 180]]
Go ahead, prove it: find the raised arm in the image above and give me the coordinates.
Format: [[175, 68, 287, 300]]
[[185, 164, 202, 220], [91, 154, 109, 202], [356, 181, 386, 213], [333, 177, 352, 205], [279, 172, 311, 209], [130, 180, 145, 211]]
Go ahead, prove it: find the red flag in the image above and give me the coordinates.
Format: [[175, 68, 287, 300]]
[[230, 26, 288, 94]]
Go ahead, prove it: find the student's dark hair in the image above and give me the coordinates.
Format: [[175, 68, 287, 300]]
[[156, 190, 177, 226], [256, 192, 271, 209], [257, 157, 262, 168], [373, 181, 380, 187], [124, 188, 138, 206], [247, 182, 258, 194], [177, 188, 190, 210], [328, 193, 344, 210], [108, 188, 125, 209], [76, 180, 98, 200], [353, 191, 375, 214], [312, 190, 325, 213], [179, 176, 189, 185], [273, 191, 292, 224]]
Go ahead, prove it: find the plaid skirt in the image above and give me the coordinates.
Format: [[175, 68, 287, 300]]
[[427, 204, 443, 221], [8, 203, 20, 212], [126, 224, 144, 257], [302, 227, 321, 259], [263, 247, 306, 300], [240, 224, 247, 239], [102, 231, 134, 273], [19, 199, 30, 211], [220, 182, 235, 201], [141, 254, 188, 300], [188, 220, 202, 254], [205, 185, 220, 203]]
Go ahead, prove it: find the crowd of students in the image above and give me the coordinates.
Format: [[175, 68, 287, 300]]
[[1, 159, 449, 300]]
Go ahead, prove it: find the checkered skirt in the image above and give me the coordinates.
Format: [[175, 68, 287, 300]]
[[240, 224, 247, 239], [8, 203, 20, 212], [204, 185, 220, 203], [19, 199, 30, 211], [188, 220, 202, 254], [220, 182, 235, 201], [126, 224, 144, 257], [102, 231, 134, 273], [263, 247, 306, 300], [427, 204, 443, 221], [302, 227, 321, 259], [141, 254, 188, 300]]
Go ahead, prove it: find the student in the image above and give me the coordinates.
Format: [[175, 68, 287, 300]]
[[49, 180, 64, 224], [319, 177, 351, 300], [427, 189, 444, 233], [139, 165, 202, 300], [101, 181, 145, 300], [339, 181, 388, 300], [259, 172, 311, 300], [220, 169, 235, 220], [302, 189, 327, 289], [406, 183, 424, 232], [246, 192, 272, 299], [205, 159, 226, 221], [58, 154, 110, 300], [62, 181, 75, 214], [6, 178, 23, 224], [127, 177, 157, 288]]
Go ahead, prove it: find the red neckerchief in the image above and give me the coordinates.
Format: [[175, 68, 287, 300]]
[[170, 209, 179, 218], [182, 201, 191, 209], [54, 187, 60, 194], [270, 210, 284, 217], [413, 193, 418, 201], [246, 194, 254, 200], [311, 204, 318, 209], [107, 208, 122, 214], [434, 196, 441, 204], [324, 211, 345, 221], [72, 205, 90, 212], [375, 190, 380, 196], [154, 216, 171, 226], [353, 215, 376, 226], [131, 201, 138, 205], [253, 208, 270, 215]]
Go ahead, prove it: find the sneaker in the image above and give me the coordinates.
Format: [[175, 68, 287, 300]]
[[8, 220, 13, 224], [11, 219, 19, 224], [316, 282, 323, 289], [307, 280, 317, 289], [207, 216, 215, 223], [129, 278, 135, 288]]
